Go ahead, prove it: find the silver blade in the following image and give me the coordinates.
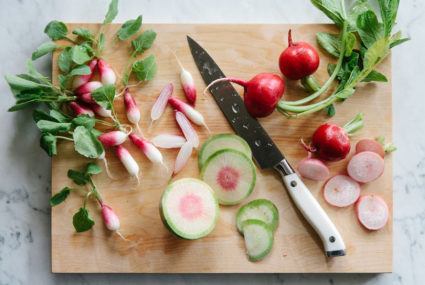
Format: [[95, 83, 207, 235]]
[[187, 36, 284, 169]]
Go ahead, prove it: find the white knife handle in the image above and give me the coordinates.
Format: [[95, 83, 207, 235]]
[[275, 161, 346, 256]]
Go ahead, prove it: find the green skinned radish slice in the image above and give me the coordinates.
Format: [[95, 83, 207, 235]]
[[236, 199, 279, 233], [198, 134, 252, 169], [201, 149, 256, 205], [242, 219, 274, 262], [160, 178, 219, 240]]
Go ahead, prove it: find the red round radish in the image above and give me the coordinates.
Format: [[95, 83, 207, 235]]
[[356, 139, 385, 158], [347, 151, 385, 183], [279, 30, 320, 80], [297, 157, 329, 181], [324, 175, 361, 207], [204, 73, 285, 118], [356, 195, 389, 230]]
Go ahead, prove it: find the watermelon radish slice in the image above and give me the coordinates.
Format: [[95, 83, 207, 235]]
[[198, 134, 252, 169], [323, 175, 361, 207], [236, 199, 279, 233], [160, 178, 219, 239], [356, 195, 389, 230], [200, 149, 256, 205], [242, 219, 274, 262]]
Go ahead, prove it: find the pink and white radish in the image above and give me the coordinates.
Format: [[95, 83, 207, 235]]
[[98, 59, 116, 85], [356, 195, 389, 230], [297, 155, 329, 181], [323, 175, 361, 207], [152, 134, 186, 149], [78, 92, 96, 105], [150, 83, 173, 126], [90, 103, 112, 118], [347, 151, 385, 183], [174, 141, 193, 175], [129, 133, 166, 168], [168, 97, 209, 131], [98, 131, 128, 148], [175, 111, 199, 148], [72, 59, 98, 90], [69, 102, 94, 117], [115, 145, 140, 182], [173, 52, 197, 105], [74, 81, 103, 95], [101, 203, 120, 231], [356, 139, 385, 157], [123, 88, 141, 133]]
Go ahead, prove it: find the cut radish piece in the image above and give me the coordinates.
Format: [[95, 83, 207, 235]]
[[168, 97, 208, 130], [323, 175, 361, 207], [175, 111, 199, 148], [198, 133, 252, 169], [347, 151, 385, 183], [151, 83, 173, 124], [297, 157, 329, 181], [160, 178, 219, 239], [152, 134, 186, 149], [242, 219, 274, 262], [174, 141, 193, 174], [236, 199, 279, 233], [200, 149, 256, 205], [356, 195, 389, 230], [355, 139, 385, 158]]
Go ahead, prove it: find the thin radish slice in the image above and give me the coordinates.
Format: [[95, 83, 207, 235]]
[[356, 195, 389, 230], [151, 83, 173, 124], [324, 175, 361, 207], [175, 111, 199, 148], [297, 157, 329, 181], [356, 139, 385, 158], [168, 97, 209, 132], [152, 134, 186, 149], [174, 142, 193, 174], [347, 151, 385, 183]]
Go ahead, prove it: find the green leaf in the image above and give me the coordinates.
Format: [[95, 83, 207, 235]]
[[72, 115, 96, 129], [73, 208, 95, 232], [44, 21, 68, 41], [73, 126, 104, 158], [344, 32, 356, 56], [98, 33, 106, 54], [347, 0, 372, 31], [67, 169, 89, 185], [26, 60, 49, 83], [69, 65, 91, 76], [117, 15, 142, 40], [326, 104, 336, 117], [362, 70, 388, 82], [33, 109, 57, 123], [5, 75, 46, 91], [58, 74, 71, 90], [316, 32, 340, 57], [91, 128, 103, 138], [32, 42, 57, 60], [327, 63, 336, 76], [72, 28, 94, 42], [132, 55, 157, 81], [336, 87, 355, 99], [377, 0, 400, 36], [50, 109, 69, 122], [50, 187, 71, 206], [40, 133, 57, 156], [389, 31, 409, 48], [71, 45, 92, 65], [363, 37, 389, 71], [356, 10, 384, 48], [311, 0, 345, 27], [36, 120, 72, 133], [131, 29, 157, 55], [103, 0, 119, 24], [91, 84, 116, 110], [58, 47, 73, 74], [85, 163, 102, 175]]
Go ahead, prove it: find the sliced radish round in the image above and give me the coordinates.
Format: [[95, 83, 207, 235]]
[[236, 199, 279, 233], [160, 178, 219, 239], [297, 157, 329, 181], [347, 151, 385, 183], [324, 175, 361, 207], [152, 134, 186, 149], [200, 149, 256, 205], [356, 139, 385, 158], [242, 219, 274, 262], [356, 195, 389, 230]]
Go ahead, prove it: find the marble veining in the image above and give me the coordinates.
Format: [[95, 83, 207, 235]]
[[0, 0, 424, 284]]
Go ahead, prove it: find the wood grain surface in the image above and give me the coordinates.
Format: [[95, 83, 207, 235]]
[[51, 24, 392, 273]]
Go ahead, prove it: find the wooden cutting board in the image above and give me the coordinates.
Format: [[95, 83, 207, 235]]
[[51, 24, 392, 273]]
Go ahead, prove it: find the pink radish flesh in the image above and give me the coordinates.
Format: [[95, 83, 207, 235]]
[[217, 166, 240, 191], [115, 145, 140, 178], [151, 83, 173, 123], [324, 175, 361, 207], [129, 134, 164, 164], [356, 139, 385, 158], [101, 203, 120, 231], [69, 102, 94, 117], [347, 151, 385, 183], [168, 97, 207, 128], [297, 157, 329, 181], [98, 59, 116, 85], [174, 141, 193, 174], [75, 81, 103, 95], [152, 134, 186, 148], [175, 111, 199, 148], [99, 131, 128, 147], [356, 195, 389, 230], [124, 89, 140, 125], [72, 59, 98, 90]]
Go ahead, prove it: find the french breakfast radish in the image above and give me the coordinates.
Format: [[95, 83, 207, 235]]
[[173, 52, 197, 105], [115, 145, 140, 182], [150, 83, 173, 126], [204, 73, 285, 118], [98, 59, 117, 85], [168, 97, 208, 130], [347, 151, 385, 183], [129, 133, 165, 166], [78, 92, 96, 105], [98, 131, 128, 147], [90, 103, 112, 118], [69, 102, 94, 117], [72, 59, 98, 90], [123, 88, 141, 133], [356, 195, 389, 230], [297, 155, 329, 181], [323, 175, 361, 207], [74, 81, 103, 95], [101, 203, 120, 231], [175, 111, 199, 148], [152, 134, 186, 149]]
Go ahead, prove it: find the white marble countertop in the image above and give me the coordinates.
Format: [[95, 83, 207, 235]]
[[0, 0, 424, 284]]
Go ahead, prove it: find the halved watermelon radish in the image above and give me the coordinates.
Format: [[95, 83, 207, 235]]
[[198, 134, 252, 169], [160, 178, 219, 239], [323, 175, 361, 207], [236, 199, 279, 233], [356, 194, 389, 230], [200, 149, 256, 205], [241, 219, 274, 261]]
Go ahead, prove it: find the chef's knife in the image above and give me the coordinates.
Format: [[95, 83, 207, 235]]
[[187, 36, 346, 257]]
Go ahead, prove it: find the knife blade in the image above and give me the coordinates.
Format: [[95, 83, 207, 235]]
[[187, 36, 346, 257]]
